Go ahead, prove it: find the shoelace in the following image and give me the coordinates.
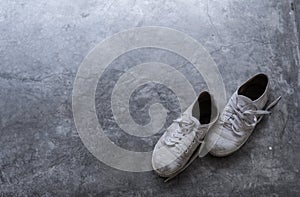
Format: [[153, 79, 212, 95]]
[[163, 115, 207, 182], [164, 115, 205, 149], [221, 96, 281, 136]]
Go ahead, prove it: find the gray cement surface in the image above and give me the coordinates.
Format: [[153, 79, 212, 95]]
[[0, 0, 299, 196]]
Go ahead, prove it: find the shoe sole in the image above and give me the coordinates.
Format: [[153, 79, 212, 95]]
[[153, 143, 203, 181]]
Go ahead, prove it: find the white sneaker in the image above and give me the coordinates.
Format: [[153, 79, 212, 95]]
[[152, 91, 218, 181], [206, 73, 281, 157]]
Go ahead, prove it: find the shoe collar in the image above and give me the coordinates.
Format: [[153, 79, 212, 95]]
[[185, 91, 219, 127]]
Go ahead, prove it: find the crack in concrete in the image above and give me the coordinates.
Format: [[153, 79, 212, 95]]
[[206, 0, 222, 42]]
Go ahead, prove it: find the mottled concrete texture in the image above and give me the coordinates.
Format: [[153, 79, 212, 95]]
[[0, 0, 300, 196]]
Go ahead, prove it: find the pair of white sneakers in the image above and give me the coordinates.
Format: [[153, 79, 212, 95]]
[[152, 73, 281, 182]]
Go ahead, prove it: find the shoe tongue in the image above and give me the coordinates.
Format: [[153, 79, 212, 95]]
[[235, 94, 256, 111], [181, 113, 200, 126]]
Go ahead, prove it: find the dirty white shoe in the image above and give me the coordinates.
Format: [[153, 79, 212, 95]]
[[207, 73, 281, 157], [152, 91, 218, 181]]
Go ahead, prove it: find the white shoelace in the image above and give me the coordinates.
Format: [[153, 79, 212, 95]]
[[221, 96, 281, 136], [163, 114, 207, 182], [164, 115, 205, 149]]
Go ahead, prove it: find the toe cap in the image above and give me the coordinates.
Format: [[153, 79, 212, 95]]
[[206, 126, 240, 157], [152, 142, 182, 177]]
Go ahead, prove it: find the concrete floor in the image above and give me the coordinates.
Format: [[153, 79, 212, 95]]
[[1, 0, 300, 196]]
